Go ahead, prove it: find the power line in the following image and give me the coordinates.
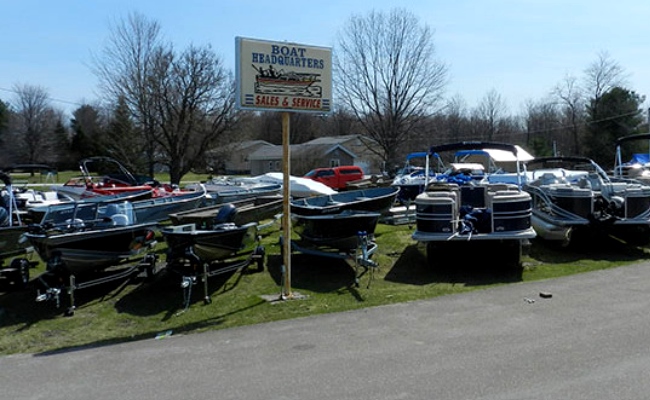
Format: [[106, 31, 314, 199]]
[[525, 109, 647, 135], [0, 86, 87, 107]]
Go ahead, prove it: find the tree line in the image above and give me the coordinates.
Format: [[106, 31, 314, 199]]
[[0, 9, 646, 182]]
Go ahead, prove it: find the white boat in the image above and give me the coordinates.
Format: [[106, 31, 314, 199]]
[[411, 141, 537, 268], [240, 172, 336, 198], [184, 176, 282, 204], [523, 156, 650, 247], [391, 152, 441, 205], [612, 133, 650, 184]]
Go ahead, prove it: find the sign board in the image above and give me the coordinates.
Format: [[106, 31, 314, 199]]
[[235, 37, 332, 113]]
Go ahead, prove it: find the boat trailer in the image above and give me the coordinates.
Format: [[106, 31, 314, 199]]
[[0, 247, 39, 290], [166, 243, 265, 314], [35, 252, 159, 317], [284, 231, 379, 288]]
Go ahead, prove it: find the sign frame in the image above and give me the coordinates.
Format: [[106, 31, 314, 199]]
[[235, 36, 332, 114]]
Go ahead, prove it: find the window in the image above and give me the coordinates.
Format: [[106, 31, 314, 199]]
[[329, 159, 340, 167]]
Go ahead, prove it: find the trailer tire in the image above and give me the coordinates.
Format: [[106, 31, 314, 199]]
[[10, 258, 30, 290]]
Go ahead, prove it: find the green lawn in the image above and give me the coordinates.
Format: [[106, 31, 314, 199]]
[[1, 216, 648, 356]]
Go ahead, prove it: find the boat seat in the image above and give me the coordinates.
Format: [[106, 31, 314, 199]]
[[110, 214, 130, 226]]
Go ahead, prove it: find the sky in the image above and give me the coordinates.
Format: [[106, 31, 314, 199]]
[[1, 0, 649, 118]]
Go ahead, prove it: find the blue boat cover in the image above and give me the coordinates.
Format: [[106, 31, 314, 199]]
[[630, 154, 650, 164]]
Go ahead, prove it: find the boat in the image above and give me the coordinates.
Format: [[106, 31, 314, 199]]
[[184, 176, 282, 204], [240, 172, 336, 198], [411, 141, 537, 268], [290, 186, 400, 216], [29, 185, 207, 226], [162, 208, 265, 311], [130, 186, 207, 223], [253, 65, 322, 96], [23, 200, 159, 315], [286, 209, 381, 288], [391, 152, 442, 205], [168, 195, 283, 228], [0, 172, 37, 289], [612, 133, 650, 184], [523, 155, 650, 247], [291, 209, 381, 251], [52, 156, 183, 200], [25, 188, 158, 224]]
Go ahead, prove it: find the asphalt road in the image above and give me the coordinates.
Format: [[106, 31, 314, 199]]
[[3, 261, 650, 400]]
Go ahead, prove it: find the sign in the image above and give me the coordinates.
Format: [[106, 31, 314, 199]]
[[235, 37, 332, 113]]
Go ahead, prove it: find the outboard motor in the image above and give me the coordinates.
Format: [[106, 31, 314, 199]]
[[214, 203, 238, 224]]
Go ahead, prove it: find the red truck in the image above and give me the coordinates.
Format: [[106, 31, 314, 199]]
[[303, 165, 364, 190]]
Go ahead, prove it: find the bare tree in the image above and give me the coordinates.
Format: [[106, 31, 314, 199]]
[[472, 89, 508, 141], [583, 51, 627, 110], [552, 74, 585, 154], [522, 99, 563, 156], [334, 8, 448, 167], [92, 12, 239, 183], [9, 84, 58, 164], [149, 44, 238, 184], [91, 11, 164, 176]]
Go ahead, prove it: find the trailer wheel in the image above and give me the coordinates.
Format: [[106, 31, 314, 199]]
[[10, 258, 30, 289], [142, 254, 158, 280], [254, 246, 265, 272]]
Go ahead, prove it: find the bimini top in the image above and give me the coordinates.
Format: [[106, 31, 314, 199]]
[[428, 141, 534, 162]]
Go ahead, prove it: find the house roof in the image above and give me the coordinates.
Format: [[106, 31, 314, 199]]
[[303, 134, 373, 146], [207, 140, 273, 155], [248, 142, 356, 161]]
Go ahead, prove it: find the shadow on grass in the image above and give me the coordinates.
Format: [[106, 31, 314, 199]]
[[32, 298, 268, 357], [115, 258, 264, 321], [0, 266, 156, 327], [529, 231, 650, 263], [385, 242, 524, 287], [266, 253, 359, 293]]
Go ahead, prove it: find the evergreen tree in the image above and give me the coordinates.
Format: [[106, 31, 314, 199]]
[[584, 87, 645, 167]]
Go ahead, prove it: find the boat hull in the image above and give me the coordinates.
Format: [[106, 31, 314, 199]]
[[162, 222, 259, 262], [24, 223, 158, 274], [168, 196, 283, 228], [132, 189, 207, 223], [291, 210, 381, 250], [290, 186, 399, 216]]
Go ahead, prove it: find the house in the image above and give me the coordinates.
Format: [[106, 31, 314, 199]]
[[205, 140, 274, 175], [246, 135, 384, 176]]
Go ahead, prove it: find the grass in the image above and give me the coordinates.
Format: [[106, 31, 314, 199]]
[[2, 170, 650, 355], [1, 216, 649, 356]]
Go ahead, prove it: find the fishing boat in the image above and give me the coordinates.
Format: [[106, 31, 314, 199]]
[[291, 209, 381, 251], [286, 209, 381, 288], [130, 186, 207, 223], [24, 201, 159, 315], [290, 186, 400, 216], [168, 195, 283, 228], [411, 141, 537, 268], [184, 176, 282, 204], [162, 206, 265, 311], [52, 156, 184, 200], [523, 156, 650, 247]]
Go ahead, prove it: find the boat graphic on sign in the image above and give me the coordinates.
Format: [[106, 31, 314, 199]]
[[252, 65, 322, 97]]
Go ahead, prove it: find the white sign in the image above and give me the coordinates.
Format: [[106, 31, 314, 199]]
[[235, 37, 332, 113]]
